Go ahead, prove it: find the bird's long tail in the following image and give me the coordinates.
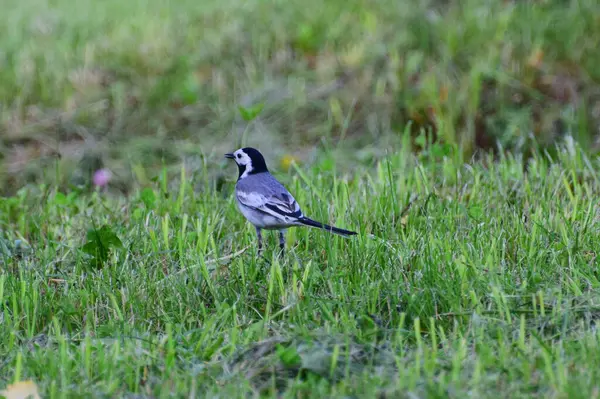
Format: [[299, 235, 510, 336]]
[[298, 217, 357, 237]]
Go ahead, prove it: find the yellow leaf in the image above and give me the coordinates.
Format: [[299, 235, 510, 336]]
[[401, 215, 408, 226], [439, 85, 448, 103], [0, 380, 41, 399], [527, 48, 544, 68], [280, 155, 300, 171]]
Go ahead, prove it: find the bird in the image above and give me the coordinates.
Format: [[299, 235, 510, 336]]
[[225, 147, 357, 253]]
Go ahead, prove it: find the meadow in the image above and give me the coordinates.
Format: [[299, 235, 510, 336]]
[[1, 0, 600, 397]]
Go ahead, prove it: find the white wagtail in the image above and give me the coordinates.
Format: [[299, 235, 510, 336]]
[[225, 147, 357, 253]]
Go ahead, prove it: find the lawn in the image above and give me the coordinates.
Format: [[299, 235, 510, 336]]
[[1, 0, 600, 397], [2, 142, 600, 397]]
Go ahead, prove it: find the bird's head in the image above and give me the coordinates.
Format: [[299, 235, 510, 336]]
[[225, 147, 268, 180]]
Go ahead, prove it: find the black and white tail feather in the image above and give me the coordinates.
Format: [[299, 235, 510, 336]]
[[297, 217, 357, 237], [225, 147, 357, 253]]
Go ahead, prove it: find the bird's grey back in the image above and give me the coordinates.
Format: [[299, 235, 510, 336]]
[[236, 172, 289, 196]]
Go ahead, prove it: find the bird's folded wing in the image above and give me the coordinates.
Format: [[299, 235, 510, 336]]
[[237, 191, 303, 220]]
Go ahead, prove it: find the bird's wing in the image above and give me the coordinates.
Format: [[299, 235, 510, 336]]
[[237, 190, 303, 221]]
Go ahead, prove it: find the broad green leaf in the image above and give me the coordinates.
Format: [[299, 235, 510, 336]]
[[238, 103, 264, 122]]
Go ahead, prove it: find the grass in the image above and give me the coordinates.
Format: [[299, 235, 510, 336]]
[[1, 138, 600, 397]]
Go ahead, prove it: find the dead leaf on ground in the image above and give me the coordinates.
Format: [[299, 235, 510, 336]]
[[0, 380, 41, 399]]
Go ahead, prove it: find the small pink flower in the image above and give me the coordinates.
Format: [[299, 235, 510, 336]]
[[93, 168, 112, 187]]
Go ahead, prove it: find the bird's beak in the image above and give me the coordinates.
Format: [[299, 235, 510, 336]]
[[225, 153, 235, 159]]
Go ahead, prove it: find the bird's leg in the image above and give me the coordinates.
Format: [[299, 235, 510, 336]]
[[278, 230, 286, 253], [255, 227, 263, 255]]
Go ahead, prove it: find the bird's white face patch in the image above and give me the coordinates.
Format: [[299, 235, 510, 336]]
[[233, 149, 252, 166], [233, 149, 253, 178]]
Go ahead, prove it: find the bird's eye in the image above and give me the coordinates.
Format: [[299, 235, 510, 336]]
[[236, 154, 241, 159]]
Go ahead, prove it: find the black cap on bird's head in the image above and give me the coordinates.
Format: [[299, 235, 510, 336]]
[[225, 147, 269, 180]]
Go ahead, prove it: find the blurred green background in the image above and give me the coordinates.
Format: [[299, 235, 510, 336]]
[[1, 0, 599, 192]]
